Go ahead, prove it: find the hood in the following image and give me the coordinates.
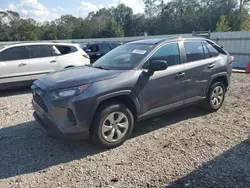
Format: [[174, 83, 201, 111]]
[[35, 66, 121, 90]]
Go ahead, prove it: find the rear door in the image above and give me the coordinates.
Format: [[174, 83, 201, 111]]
[[0, 46, 30, 85], [183, 41, 221, 103], [28, 45, 57, 80]]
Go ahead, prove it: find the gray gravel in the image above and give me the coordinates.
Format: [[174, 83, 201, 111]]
[[0, 73, 250, 188]]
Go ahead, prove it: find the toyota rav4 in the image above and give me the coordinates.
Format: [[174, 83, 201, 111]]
[[31, 37, 233, 149]]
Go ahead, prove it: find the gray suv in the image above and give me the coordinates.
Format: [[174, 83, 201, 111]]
[[31, 37, 233, 149]]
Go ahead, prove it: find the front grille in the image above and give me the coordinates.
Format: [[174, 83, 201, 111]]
[[33, 93, 48, 112]]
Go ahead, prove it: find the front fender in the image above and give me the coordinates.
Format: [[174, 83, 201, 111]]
[[88, 90, 140, 124]]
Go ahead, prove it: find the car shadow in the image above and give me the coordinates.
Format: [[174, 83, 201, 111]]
[[0, 105, 209, 179], [132, 105, 209, 138], [165, 139, 250, 188], [0, 87, 31, 98], [0, 121, 102, 179]]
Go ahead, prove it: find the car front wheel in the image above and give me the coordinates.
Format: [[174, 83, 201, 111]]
[[90, 102, 134, 149]]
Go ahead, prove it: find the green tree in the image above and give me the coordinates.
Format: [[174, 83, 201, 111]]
[[216, 16, 231, 32]]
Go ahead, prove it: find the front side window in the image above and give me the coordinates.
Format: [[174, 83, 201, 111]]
[[92, 43, 153, 70], [184, 42, 204, 62], [0, 46, 28, 61], [87, 44, 99, 52], [30, 45, 53, 58], [143, 43, 180, 69]]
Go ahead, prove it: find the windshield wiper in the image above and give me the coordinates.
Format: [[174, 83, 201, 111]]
[[93, 66, 110, 70]]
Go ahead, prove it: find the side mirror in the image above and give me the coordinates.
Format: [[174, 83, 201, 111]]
[[149, 60, 168, 71], [148, 60, 168, 76]]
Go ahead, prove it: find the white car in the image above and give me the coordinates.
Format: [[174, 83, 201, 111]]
[[0, 42, 90, 89]]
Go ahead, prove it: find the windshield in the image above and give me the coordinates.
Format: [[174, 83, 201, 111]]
[[92, 43, 154, 70]]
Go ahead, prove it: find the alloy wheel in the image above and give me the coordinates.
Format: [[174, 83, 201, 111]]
[[101, 112, 129, 143]]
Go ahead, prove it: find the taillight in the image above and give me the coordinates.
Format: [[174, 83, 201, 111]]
[[83, 54, 90, 59], [230, 56, 235, 63], [82, 51, 90, 59]]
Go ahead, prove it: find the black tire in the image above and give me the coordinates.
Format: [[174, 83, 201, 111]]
[[90, 102, 134, 149], [204, 81, 225, 112]]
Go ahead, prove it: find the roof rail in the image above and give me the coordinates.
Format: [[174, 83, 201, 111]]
[[192, 30, 211, 39]]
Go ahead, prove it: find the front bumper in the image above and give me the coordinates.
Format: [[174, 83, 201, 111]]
[[32, 87, 90, 140]]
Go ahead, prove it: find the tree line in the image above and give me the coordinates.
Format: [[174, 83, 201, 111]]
[[0, 0, 250, 41]]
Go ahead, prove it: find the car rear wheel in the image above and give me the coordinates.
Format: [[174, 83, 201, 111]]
[[204, 82, 225, 112], [90, 102, 134, 149]]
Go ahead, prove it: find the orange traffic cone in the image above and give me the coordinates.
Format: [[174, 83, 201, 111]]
[[246, 60, 250, 73]]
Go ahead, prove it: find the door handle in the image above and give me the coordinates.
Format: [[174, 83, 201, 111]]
[[19, 63, 27, 67], [176, 72, 185, 78], [208, 63, 215, 69], [50, 60, 57, 63]]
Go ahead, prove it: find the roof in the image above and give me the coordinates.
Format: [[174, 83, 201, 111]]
[[127, 36, 210, 45], [2, 42, 80, 48], [128, 38, 171, 45]]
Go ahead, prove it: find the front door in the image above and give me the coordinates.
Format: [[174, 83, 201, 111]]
[[0, 46, 30, 85], [86, 44, 101, 63], [28, 45, 57, 80], [138, 42, 187, 118]]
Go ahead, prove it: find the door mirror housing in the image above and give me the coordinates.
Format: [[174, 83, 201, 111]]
[[147, 60, 168, 76]]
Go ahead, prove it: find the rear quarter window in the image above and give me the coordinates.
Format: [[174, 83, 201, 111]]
[[204, 42, 219, 57], [204, 41, 227, 56], [54, 45, 78, 55]]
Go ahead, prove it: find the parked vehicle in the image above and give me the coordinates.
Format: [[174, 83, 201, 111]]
[[81, 41, 122, 63], [0, 42, 90, 90], [32, 37, 233, 149]]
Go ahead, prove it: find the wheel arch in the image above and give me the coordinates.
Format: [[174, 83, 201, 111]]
[[205, 73, 229, 94], [90, 91, 140, 127]]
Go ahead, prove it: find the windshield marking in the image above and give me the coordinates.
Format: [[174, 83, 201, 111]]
[[132, 49, 147, 55]]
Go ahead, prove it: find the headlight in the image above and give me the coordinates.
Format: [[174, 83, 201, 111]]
[[49, 84, 89, 100]]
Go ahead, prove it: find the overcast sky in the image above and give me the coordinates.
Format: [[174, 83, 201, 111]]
[[0, 0, 146, 21]]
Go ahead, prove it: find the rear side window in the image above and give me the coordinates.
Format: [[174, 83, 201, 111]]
[[54, 45, 78, 55], [184, 42, 204, 62], [99, 43, 110, 51], [0, 46, 28, 61], [204, 42, 219, 57], [30, 45, 53, 58]]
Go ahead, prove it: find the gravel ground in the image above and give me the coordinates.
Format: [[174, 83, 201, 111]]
[[0, 73, 250, 188]]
